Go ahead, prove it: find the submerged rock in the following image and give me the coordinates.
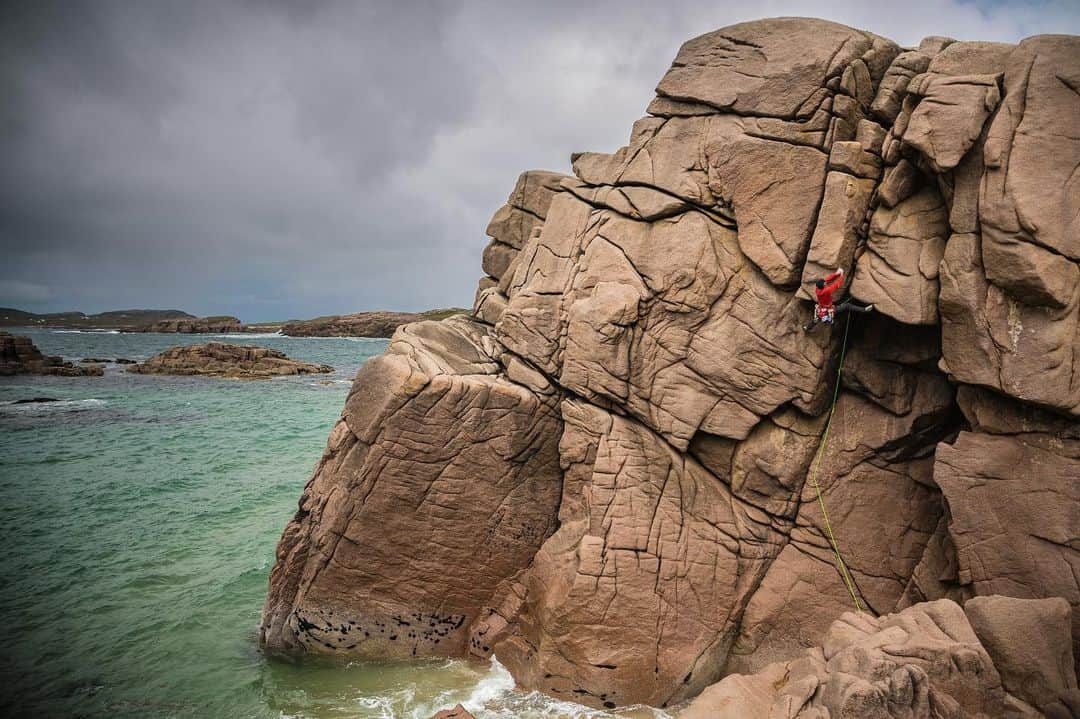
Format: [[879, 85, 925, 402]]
[[263, 17, 1080, 713], [127, 343, 332, 379]]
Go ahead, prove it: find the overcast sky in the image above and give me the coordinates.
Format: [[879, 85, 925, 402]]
[[2, 0, 1078, 321]]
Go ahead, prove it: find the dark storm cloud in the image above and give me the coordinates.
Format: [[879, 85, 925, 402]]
[[1, 0, 1078, 320]]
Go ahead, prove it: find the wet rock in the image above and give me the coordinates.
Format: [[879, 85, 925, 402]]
[[431, 705, 476, 719]]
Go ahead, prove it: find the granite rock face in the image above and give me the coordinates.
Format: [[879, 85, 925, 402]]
[[128, 343, 332, 379], [260, 318, 563, 658], [263, 18, 1080, 713], [0, 332, 103, 376]]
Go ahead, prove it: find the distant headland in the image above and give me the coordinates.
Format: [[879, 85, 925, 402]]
[[0, 307, 467, 338]]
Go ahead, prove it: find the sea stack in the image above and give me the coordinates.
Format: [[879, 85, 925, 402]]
[[262, 18, 1080, 714]]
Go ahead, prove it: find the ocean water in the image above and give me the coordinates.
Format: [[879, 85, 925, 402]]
[[0, 329, 670, 719]]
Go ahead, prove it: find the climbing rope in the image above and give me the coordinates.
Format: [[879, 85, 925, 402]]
[[805, 312, 864, 612]]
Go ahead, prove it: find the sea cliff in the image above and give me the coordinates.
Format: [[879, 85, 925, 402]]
[[262, 18, 1080, 716]]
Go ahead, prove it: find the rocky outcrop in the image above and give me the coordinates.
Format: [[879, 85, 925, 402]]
[[0, 332, 103, 376], [136, 315, 245, 333], [263, 17, 1080, 714], [281, 309, 467, 337], [127, 343, 332, 379], [680, 597, 1079, 719], [260, 317, 562, 656]]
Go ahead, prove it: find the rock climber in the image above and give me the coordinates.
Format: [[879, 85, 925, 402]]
[[803, 268, 874, 331]]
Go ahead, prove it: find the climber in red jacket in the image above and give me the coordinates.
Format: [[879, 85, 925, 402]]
[[803, 268, 874, 331]]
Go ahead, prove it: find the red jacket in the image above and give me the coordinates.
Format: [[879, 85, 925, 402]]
[[815, 271, 843, 309]]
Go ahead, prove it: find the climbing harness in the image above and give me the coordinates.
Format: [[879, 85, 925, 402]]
[[814, 304, 836, 324], [805, 312, 864, 612]]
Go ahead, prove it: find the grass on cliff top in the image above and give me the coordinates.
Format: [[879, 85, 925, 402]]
[[419, 308, 468, 321]]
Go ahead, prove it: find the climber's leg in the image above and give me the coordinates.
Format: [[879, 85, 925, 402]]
[[835, 299, 874, 317]]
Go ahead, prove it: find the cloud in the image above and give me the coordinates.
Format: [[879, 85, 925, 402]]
[[0, 279, 54, 305], [0, 0, 1077, 320]]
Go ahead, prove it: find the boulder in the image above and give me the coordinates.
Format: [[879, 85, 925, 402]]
[[902, 71, 1002, 172], [964, 595, 1077, 715], [683, 600, 1008, 719], [656, 18, 895, 118], [260, 318, 563, 659], [935, 432, 1080, 674]]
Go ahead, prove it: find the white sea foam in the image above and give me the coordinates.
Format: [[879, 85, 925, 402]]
[[462, 656, 516, 711], [355, 693, 399, 719], [0, 398, 107, 417], [453, 657, 677, 719], [279, 335, 390, 342], [207, 332, 283, 339], [50, 329, 120, 334], [0, 398, 105, 408]]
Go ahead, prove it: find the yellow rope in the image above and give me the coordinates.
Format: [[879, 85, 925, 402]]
[[805, 312, 864, 612]]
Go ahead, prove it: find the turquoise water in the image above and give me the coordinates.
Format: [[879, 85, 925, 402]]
[[0, 329, 668, 719]]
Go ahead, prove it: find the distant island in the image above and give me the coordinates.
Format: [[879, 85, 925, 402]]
[[0, 307, 196, 330], [0, 306, 468, 337], [279, 308, 466, 337]]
